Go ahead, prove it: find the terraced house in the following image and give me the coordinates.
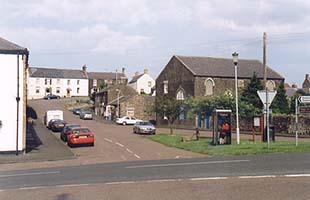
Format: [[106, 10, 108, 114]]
[[156, 55, 284, 128]]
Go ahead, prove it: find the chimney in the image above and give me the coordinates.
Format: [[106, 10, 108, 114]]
[[306, 74, 310, 81], [82, 64, 87, 72], [144, 68, 149, 74], [292, 82, 298, 88], [122, 67, 125, 74], [135, 71, 140, 76]]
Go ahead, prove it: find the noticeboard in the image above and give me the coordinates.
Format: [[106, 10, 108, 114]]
[[298, 106, 310, 114]]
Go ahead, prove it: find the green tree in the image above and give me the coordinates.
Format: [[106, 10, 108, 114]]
[[99, 81, 108, 90], [155, 95, 184, 134], [289, 89, 306, 114], [240, 72, 263, 113], [270, 81, 289, 114]]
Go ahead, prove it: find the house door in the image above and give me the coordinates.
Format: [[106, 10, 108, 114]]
[[66, 89, 71, 97]]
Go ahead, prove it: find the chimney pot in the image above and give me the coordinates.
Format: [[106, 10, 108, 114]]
[[306, 74, 310, 81], [144, 68, 149, 74], [82, 64, 87, 72], [122, 67, 125, 74]]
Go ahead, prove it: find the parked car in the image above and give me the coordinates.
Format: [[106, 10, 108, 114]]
[[44, 94, 60, 100], [133, 121, 156, 134], [67, 127, 95, 147], [60, 124, 81, 142], [116, 116, 142, 125], [79, 110, 93, 120], [73, 108, 83, 115], [47, 118, 62, 129], [50, 120, 66, 132]]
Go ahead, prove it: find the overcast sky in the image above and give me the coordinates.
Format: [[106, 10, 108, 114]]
[[1, 0, 310, 86]]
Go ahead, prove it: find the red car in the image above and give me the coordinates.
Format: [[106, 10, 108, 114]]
[[67, 127, 95, 147]]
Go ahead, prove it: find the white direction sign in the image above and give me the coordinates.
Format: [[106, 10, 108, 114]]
[[298, 96, 310, 103], [257, 90, 277, 105]]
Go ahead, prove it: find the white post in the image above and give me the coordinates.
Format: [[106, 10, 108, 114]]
[[266, 90, 270, 148], [295, 98, 298, 146], [234, 63, 240, 144]]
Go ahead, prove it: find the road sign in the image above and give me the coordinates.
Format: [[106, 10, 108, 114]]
[[257, 90, 277, 105], [298, 106, 310, 114], [298, 96, 310, 103]]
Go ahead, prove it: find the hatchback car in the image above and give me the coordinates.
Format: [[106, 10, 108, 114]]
[[73, 108, 83, 115], [44, 94, 60, 100], [116, 116, 142, 125], [79, 110, 93, 120], [47, 118, 62, 129], [133, 121, 156, 134], [60, 124, 81, 142], [50, 120, 66, 132], [67, 127, 95, 147]]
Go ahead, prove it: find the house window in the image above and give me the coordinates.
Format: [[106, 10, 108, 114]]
[[77, 80, 80, 85], [148, 81, 152, 87], [50, 79, 52, 85], [140, 89, 144, 94], [45, 79, 48, 85], [35, 86, 40, 94], [56, 87, 60, 94], [163, 81, 168, 94], [67, 80, 70, 85], [266, 80, 276, 91], [77, 88, 80, 94], [205, 78, 214, 96], [36, 78, 40, 84], [238, 80, 245, 88], [57, 79, 60, 84], [176, 88, 185, 100]]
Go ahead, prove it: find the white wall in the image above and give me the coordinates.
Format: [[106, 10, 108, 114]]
[[0, 54, 24, 152], [136, 74, 155, 94], [28, 77, 88, 99]]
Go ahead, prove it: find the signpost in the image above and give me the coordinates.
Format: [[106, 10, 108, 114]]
[[295, 96, 310, 146], [257, 90, 277, 148]]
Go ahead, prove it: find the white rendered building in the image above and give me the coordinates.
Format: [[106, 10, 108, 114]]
[[128, 69, 155, 94], [0, 37, 29, 153], [28, 67, 89, 99]]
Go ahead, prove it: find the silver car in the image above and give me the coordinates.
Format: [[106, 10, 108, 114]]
[[133, 121, 156, 135], [79, 110, 93, 120]]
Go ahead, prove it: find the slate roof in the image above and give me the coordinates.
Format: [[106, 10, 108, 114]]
[[0, 37, 28, 54], [29, 67, 88, 79], [175, 55, 283, 79], [87, 72, 127, 80], [128, 74, 144, 84]]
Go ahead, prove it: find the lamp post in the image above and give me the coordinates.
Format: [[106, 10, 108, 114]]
[[116, 89, 120, 118], [232, 52, 240, 144]]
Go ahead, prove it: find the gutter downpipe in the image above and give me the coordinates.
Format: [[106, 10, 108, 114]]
[[16, 54, 20, 156]]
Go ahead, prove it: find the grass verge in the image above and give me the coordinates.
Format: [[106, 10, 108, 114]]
[[148, 134, 310, 156]]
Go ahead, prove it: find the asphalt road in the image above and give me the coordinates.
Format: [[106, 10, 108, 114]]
[[1, 152, 310, 190]]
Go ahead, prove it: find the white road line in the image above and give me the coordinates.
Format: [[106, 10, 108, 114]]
[[56, 184, 90, 188], [115, 142, 124, 147], [105, 181, 135, 185], [126, 148, 133, 154], [134, 154, 141, 159], [19, 186, 45, 190], [284, 174, 310, 177], [239, 175, 276, 179], [104, 138, 113, 143], [146, 179, 176, 183], [126, 159, 249, 169], [0, 171, 60, 178], [191, 177, 228, 181]]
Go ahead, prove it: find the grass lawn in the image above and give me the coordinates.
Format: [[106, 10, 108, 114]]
[[148, 134, 310, 156]]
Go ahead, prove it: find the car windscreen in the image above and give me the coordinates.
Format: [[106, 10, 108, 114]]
[[72, 128, 91, 134], [140, 122, 152, 126]]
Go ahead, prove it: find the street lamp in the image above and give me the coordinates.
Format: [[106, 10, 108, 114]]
[[232, 52, 240, 144], [116, 89, 121, 118]]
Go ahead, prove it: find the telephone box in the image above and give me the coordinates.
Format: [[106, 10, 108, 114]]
[[212, 109, 232, 145]]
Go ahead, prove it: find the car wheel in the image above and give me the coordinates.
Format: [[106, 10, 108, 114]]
[[122, 122, 127, 125], [60, 134, 63, 141], [67, 141, 72, 148], [133, 129, 136, 134], [90, 142, 94, 147]]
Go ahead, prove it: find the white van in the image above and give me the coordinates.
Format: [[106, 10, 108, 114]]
[[44, 110, 64, 126]]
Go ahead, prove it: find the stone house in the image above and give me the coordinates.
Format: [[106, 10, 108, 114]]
[[156, 55, 284, 128], [128, 69, 155, 95], [0, 37, 29, 153], [28, 66, 89, 99], [86, 66, 128, 96], [94, 84, 155, 120]]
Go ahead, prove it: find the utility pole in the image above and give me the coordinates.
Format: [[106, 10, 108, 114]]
[[263, 32, 270, 148]]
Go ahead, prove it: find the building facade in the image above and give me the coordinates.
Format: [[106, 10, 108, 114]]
[[0, 37, 29, 153], [128, 69, 155, 94], [28, 67, 88, 99], [156, 55, 284, 128]]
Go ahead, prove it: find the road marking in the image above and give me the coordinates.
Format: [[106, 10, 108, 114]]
[[105, 181, 135, 185], [115, 142, 124, 147], [126, 148, 133, 153], [0, 171, 60, 178], [126, 159, 249, 169], [146, 179, 176, 183], [284, 174, 310, 177], [104, 138, 113, 143], [239, 175, 276, 179], [19, 186, 46, 190], [191, 177, 228, 181], [134, 154, 141, 159], [56, 184, 90, 188]]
